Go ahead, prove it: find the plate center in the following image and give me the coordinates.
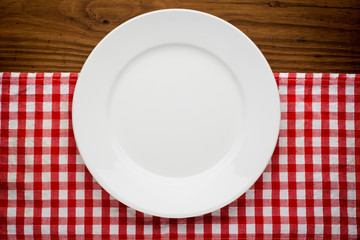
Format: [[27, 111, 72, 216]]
[[109, 44, 244, 177]]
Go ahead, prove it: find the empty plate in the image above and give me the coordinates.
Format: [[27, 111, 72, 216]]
[[72, 9, 280, 218]]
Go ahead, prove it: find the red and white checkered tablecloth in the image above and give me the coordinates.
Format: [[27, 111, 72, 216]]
[[0, 72, 359, 239]]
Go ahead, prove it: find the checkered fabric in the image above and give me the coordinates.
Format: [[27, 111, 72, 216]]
[[0, 72, 359, 239]]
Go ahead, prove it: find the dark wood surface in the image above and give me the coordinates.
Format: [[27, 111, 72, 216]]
[[0, 0, 359, 73]]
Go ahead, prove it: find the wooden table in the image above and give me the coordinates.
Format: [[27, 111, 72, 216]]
[[0, 0, 359, 73]]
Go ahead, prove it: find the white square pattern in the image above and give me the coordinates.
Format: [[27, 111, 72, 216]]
[[1, 73, 358, 239]]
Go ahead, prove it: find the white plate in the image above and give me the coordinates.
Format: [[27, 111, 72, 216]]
[[72, 9, 280, 218]]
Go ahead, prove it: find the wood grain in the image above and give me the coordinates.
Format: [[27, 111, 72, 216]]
[[0, 0, 359, 73]]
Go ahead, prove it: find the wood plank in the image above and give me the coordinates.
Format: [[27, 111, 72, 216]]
[[0, 0, 359, 72]]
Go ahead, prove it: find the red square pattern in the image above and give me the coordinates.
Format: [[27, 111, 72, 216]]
[[0, 72, 359, 239]]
